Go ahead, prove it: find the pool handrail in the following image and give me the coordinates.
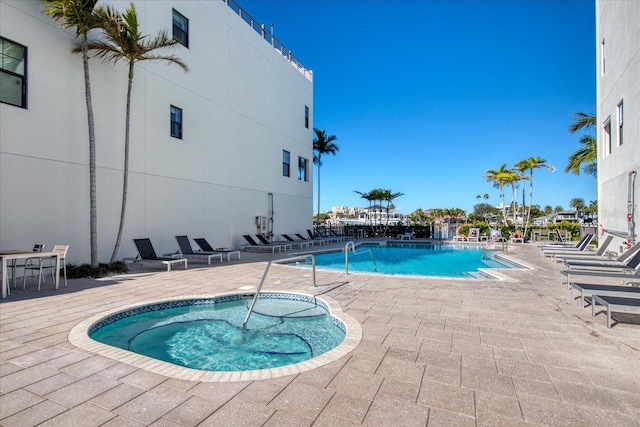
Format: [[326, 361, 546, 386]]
[[243, 254, 317, 328], [344, 241, 377, 274]]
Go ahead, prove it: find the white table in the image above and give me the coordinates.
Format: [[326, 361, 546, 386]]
[[1, 251, 60, 298]]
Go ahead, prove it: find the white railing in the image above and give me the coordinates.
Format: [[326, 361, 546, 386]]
[[224, 0, 313, 81]]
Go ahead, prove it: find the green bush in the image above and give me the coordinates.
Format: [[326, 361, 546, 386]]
[[66, 261, 128, 279]]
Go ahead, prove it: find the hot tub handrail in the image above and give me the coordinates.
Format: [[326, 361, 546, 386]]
[[243, 254, 316, 328], [344, 241, 377, 274]]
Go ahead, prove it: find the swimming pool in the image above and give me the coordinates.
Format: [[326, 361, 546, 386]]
[[306, 243, 522, 278]]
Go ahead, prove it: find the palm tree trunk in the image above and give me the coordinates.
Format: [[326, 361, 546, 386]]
[[512, 186, 517, 224], [525, 172, 533, 237], [110, 67, 134, 263], [82, 39, 98, 268], [317, 154, 321, 226]]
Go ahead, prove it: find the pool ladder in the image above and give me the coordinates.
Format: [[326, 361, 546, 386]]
[[243, 254, 317, 328], [344, 241, 377, 274]]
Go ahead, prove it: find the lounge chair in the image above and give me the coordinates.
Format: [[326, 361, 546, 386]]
[[175, 235, 223, 264], [540, 233, 591, 251], [541, 234, 594, 257], [281, 234, 314, 249], [562, 249, 640, 274], [570, 282, 640, 308], [490, 229, 503, 242], [397, 228, 415, 240], [306, 229, 334, 245], [562, 240, 640, 267], [467, 228, 480, 242], [591, 295, 640, 328], [132, 238, 187, 271], [295, 233, 313, 242], [329, 229, 349, 242], [241, 235, 290, 252], [509, 230, 524, 243], [560, 257, 640, 287], [553, 235, 615, 262], [193, 238, 241, 261], [555, 229, 571, 242]]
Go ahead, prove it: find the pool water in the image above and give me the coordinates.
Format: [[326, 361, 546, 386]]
[[310, 244, 517, 277], [90, 295, 345, 371]]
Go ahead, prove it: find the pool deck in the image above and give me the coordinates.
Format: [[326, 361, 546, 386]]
[[1, 241, 639, 426]]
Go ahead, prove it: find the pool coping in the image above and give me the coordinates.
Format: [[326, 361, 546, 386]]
[[68, 291, 362, 382]]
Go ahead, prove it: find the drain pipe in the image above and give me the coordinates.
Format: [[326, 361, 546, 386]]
[[268, 192, 274, 242], [627, 171, 636, 248]]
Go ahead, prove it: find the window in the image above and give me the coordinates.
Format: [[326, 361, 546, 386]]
[[600, 38, 605, 75], [173, 9, 189, 48], [298, 156, 308, 181], [305, 106, 309, 128], [0, 37, 27, 108], [617, 100, 624, 146], [603, 117, 611, 156], [282, 150, 290, 177], [170, 105, 183, 139]]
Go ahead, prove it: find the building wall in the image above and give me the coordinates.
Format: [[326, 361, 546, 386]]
[[0, 0, 313, 263], [596, 0, 640, 251]]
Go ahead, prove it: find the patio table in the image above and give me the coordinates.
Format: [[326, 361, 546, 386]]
[[1, 250, 60, 298]]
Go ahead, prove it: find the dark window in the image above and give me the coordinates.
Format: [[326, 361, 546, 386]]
[[173, 9, 189, 48], [283, 150, 290, 177], [617, 100, 623, 146], [305, 105, 309, 128], [600, 38, 605, 75], [603, 118, 611, 156], [0, 37, 27, 108], [298, 156, 308, 181], [170, 105, 183, 139]]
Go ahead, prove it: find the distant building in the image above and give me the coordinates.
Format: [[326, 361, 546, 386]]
[[554, 211, 579, 223], [596, 1, 640, 250]]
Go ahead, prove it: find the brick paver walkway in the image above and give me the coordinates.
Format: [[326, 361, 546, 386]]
[[1, 242, 639, 426]]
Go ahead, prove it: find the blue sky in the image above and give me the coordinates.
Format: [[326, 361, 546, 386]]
[[241, 0, 597, 215]]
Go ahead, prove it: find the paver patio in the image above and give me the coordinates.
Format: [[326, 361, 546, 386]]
[[1, 242, 639, 426]]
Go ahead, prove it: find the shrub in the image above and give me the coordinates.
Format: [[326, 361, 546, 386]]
[[66, 262, 129, 279]]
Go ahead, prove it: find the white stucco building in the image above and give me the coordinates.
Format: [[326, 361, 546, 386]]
[[596, 0, 640, 252], [0, 0, 313, 264]]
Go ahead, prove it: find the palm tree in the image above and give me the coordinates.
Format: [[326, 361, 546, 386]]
[[85, 3, 188, 263], [515, 157, 555, 237], [313, 129, 339, 226], [484, 164, 512, 225], [354, 190, 374, 225], [570, 198, 586, 220], [43, 0, 101, 267], [503, 170, 524, 225], [370, 188, 385, 231], [382, 189, 404, 231], [566, 112, 597, 176]]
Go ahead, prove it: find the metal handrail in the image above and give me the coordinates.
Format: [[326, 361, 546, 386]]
[[243, 254, 316, 328], [344, 241, 377, 274]]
